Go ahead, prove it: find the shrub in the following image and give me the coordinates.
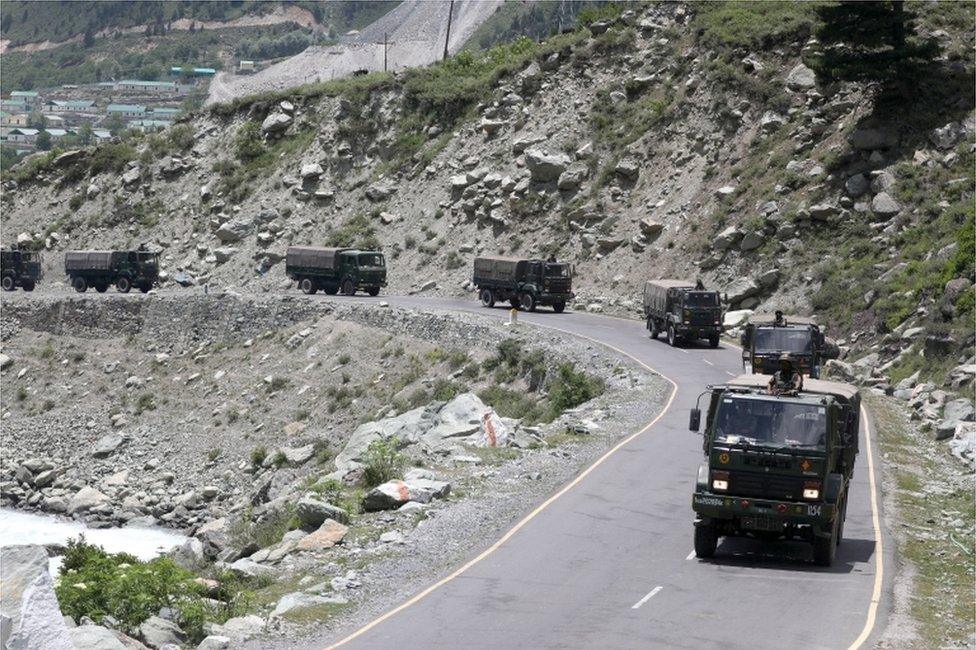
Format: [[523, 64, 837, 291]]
[[478, 385, 551, 424], [250, 445, 267, 467], [547, 362, 605, 413], [89, 142, 137, 175], [234, 121, 264, 161], [168, 123, 195, 151], [362, 437, 407, 487]]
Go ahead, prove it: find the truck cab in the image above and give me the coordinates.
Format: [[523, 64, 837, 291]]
[[689, 375, 859, 566], [740, 315, 831, 378], [1, 249, 41, 291]]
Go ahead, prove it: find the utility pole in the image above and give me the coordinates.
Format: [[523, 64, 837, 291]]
[[375, 32, 391, 72], [443, 0, 454, 61]]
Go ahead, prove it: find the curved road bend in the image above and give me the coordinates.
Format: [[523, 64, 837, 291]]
[[301, 296, 891, 650], [1, 291, 889, 647]]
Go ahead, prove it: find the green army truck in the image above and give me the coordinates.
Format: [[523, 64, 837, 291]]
[[643, 280, 723, 347], [740, 315, 834, 378], [1, 248, 41, 291], [473, 256, 573, 312], [285, 246, 386, 296], [689, 374, 860, 566], [65, 249, 159, 293]]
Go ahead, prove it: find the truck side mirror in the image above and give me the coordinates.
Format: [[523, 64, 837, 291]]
[[689, 408, 701, 432]]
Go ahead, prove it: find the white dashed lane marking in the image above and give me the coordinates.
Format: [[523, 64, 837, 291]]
[[632, 586, 664, 609]]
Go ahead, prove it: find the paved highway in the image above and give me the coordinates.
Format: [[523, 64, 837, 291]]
[[317, 296, 891, 650]]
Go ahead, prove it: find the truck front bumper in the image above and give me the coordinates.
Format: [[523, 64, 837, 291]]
[[678, 325, 722, 337], [692, 491, 835, 532], [540, 292, 573, 302]]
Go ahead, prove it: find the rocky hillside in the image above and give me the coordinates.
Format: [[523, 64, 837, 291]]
[[2, 1, 973, 383]]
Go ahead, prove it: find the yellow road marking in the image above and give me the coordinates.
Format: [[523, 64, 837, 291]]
[[847, 406, 885, 649]]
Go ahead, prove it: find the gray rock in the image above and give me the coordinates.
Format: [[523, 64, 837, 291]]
[[713, 226, 742, 251], [260, 112, 292, 134], [300, 163, 323, 179], [196, 636, 231, 650], [207, 615, 264, 644], [844, 173, 869, 198], [944, 398, 975, 423], [271, 592, 346, 618], [614, 158, 640, 181], [739, 231, 765, 252], [524, 149, 571, 182], [871, 192, 902, 217], [227, 558, 276, 579], [809, 203, 839, 220], [280, 444, 315, 466], [171, 538, 205, 570], [725, 277, 761, 304], [785, 63, 816, 90], [557, 163, 589, 191], [296, 497, 350, 527], [138, 616, 184, 649], [929, 121, 968, 150], [639, 219, 663, 239], [2, 545, 74, 650], [365, 181, 397, 202], [759, 111, 785, 133], [851, 126, 898, 150], [69, 625, 131, 650], [362, 481, 410, 511], [825, 360, 857, 383], [68, 486, 110, 515], [0, 354, 12, 371], [870, 170, 896, 193], [121, 168, 140, 186]]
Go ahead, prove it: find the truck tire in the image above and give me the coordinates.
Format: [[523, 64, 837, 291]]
[[73, 276, 87, 293], [367, 286, 380, 297], [709, 334, 720, 348], [648, 317, 659, 339], [324, 285, 339, 295], [341, 279, 355, 296], [694, 523, 717, 559], [139, 282, 151, 294], [552, 301, 566, 314], [667, 324, 678, 347], [1, 276, 14, 291], [836, 496, 847, 545], [117, 276, 131, 293], [480, 288, 495, 307], [95, 283, 108, 293], [300, 278, 317, 295], [21, 279, 34, 292], [813, 518, 838, 567], [520, 292, 536, 312]]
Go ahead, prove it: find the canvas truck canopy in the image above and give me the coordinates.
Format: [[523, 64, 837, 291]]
[[64, 251, 115, 271], [750, 314, 819, 326], [286, 246, 349, 270], [726, 374, 860, 404], [473, 256, 521, 283], [643, 279, 695, 310]]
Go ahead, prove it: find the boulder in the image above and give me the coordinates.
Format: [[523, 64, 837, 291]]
[[639, 219, 663, 239], [824, 359, 857, 383], [271, 593, 346, 618], [871, 192, 902, 218], [1, 545, 74, 650], [851, 126, 898, 151], [226, 559, 276, 579], [809, 203, 839, 220], [949, 422, 976, 467], [195, 518, 231, 557], [557, 163, 589, 191], [215, 218, 251, 243], [295, 519, 348, 551], [929, 121, 968, 150], [300, 163, 323, 179], [524, 149, 570, 182], [739, 231, 765, 252], [943, 398, 975, 424], [512, 134, 546, 154], [785, 63, 816, 90], [260, 112, 292, 134], [362, 481, 410, 511], [723, 309, 753, 329], [296, 497, 349, 527], [614, 158, 640, 181], [365, 181, 397, 202], [713, 226, 742, 251], [280, 444, 315, 466], [121, 168, 140, 186], [870, 170, 896, 193], [69, 625, 135, 650], [844, 174, 869, 198], [171, 538, 205, 570], [725, 277, 761, 305], [0, 354, 12, 371], [759, 111, 785, 133], [207, 615, 264, 644], [197, 636, 231, 650], [68, 486, 110, 515], [943, 278, 972, 304], [138, 616, 184, 649]]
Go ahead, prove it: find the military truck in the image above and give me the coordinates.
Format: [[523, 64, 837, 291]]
[[285, 246, 386, 296], [65, 249, 159, 293], [643, 280, 723, 347], [740, 315, 833, 378], [473, 256, 573, 312], [1, 248, 41, 291], [689, 374, 860, 566]]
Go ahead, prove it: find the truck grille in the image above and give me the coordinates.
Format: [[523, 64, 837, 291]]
[[689, 311, 717, 326], [729, 470, 804, 501], [547, 280, 571, 293]]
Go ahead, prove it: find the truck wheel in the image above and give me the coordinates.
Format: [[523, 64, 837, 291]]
[[117, 277, 131, 293], [552, 301, 566, 314], [813, 519, 838, 567], [21, 279, 34, 292], [300, 278, 317, 295], [709, 334, 720, 348], [520, 292, 536, 312], [341, 279, 355, 296], [72, 276, 87, 293], [836, 496, 847, 545], [648, 318, 659, 339], [95, 283, 108, 293], [1, 276, 14, 291], [367, 286, 380, 297], [480, 289, 495, 307], [667, 324, 678, 347], [694, 523, 717, 559], [139, 282, 151, 294]]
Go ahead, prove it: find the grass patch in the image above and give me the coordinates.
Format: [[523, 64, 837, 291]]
[[362, 437, 407, 488]]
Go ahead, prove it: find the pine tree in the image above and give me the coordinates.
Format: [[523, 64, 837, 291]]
[[810, 0, 939, 89]]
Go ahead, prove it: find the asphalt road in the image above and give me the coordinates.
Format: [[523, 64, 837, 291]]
[[2, 290, 891, 648], [318, 295, 891, 650]]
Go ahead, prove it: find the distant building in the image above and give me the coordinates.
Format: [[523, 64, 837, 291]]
[[44, 99, 96, 114], [10, 91, 39, 106], [107, 104, 147, 118], [114, 80, 177, 94], [129, 119, 173, 131], [45, 128, 69, 141], [151, 107, 181, 118], [3, 128, 40, 144], [1, 111, 29, 127], [170, 66, 216, 78], [239, 60, 256, 73], [43, 114, 67, 127]]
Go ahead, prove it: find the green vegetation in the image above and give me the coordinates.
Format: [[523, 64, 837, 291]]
[[691, 2, 820, 51], [326, 213, 380, 250], [362, 437, 407, 488], [464, 1, 623, 52], [250, 444, 267, 467], [870, 396, 974, 647], [228, 505, 301, 551], [54, 537, 251, 644], [306, 477, 363, 515]]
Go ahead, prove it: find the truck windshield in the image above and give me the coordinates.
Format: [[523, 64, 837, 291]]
[[358, 253, 384, 268], [754, 328, 813, 354], [714, 396, 826, 448], [544, 263, 569, 278], [684, 292, 718, 308], [136, 253, 156, 263]]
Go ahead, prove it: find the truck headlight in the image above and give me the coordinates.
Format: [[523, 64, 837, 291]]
[[803, 481, 821, 500], [711, 470, 729, 491]]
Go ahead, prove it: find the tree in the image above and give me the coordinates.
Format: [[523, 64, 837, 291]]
[[105, 113, 125, 135], [83, 28, 95, 48], [35, 131, 52, 151], [809, 1, 940, 92], [78, 122, 94, 145], [27, 111, 47, 129]]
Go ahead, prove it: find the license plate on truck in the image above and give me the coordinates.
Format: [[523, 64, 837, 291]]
[[742, 516, 780, 531]]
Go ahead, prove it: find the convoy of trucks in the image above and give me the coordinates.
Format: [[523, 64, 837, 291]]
[[472, 256, 574, 312]]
